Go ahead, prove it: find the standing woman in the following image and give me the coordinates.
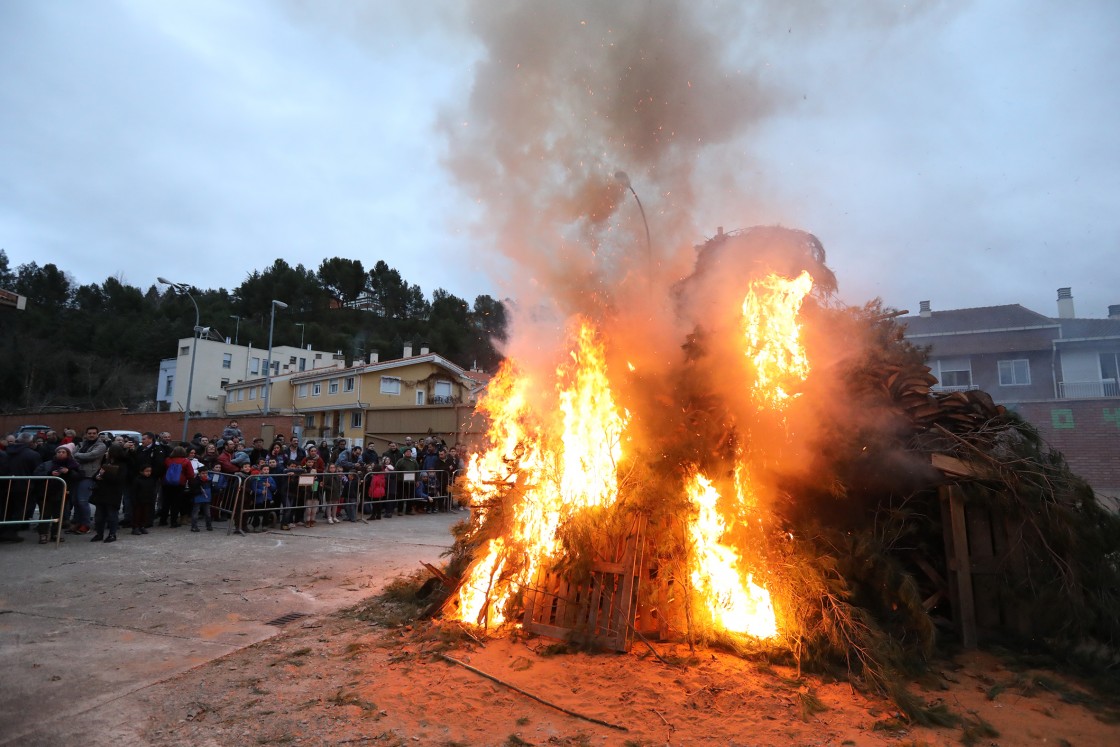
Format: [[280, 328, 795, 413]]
[[33, 445, 81, 544], [90, 443, 129, 543]]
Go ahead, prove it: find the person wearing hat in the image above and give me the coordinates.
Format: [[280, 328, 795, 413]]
[[33, 445, 82, 543]]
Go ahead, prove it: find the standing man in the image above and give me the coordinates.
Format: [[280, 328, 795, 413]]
[[68, 426, 107, 534]]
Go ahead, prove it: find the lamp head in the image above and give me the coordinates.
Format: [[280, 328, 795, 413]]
[[157, 277, 171, 285], [613, 171, 631, 189], [272, 300, 289, 310]]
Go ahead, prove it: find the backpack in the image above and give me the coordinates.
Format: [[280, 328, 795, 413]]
[[163, 460, 183, 486]]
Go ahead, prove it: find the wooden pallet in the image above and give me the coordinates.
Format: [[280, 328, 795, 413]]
[[938, 481, 1031, 647], [522, 514, 647, 652]]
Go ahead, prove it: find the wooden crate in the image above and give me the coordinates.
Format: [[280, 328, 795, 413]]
[[522, 515, 646, 652]]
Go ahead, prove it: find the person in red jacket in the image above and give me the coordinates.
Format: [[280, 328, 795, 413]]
[[161, 446, 195, 528]]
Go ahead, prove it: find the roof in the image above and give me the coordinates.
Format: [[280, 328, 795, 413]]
[[901, 305, 1057, 337], [1055, 318, 1120, 341], [286, 353, 469, 384]]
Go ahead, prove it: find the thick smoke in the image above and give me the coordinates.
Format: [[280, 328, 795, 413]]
[[440, 2, 788, 363], [441, 2, 940, 486]]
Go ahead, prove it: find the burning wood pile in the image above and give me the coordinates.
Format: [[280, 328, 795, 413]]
[[431, 228, 1120, 715]]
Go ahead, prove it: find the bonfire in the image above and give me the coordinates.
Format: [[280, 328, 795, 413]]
[[430, 227, 1120, 725]]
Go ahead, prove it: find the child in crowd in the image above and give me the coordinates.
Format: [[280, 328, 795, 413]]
[[248, 466, 277, 532], [130, 465, 158, 534], [322, 463, 342, 524], [367, 463, 387, 520], [235, 462, 254, 533]]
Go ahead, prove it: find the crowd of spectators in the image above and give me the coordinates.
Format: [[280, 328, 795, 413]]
[[0, 421, 468, 544]]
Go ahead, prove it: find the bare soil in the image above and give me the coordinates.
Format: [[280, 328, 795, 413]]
[[136, 591, 1120, 747]]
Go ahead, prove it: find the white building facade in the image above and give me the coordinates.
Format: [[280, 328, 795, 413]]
[[158, 337, 340, 416]]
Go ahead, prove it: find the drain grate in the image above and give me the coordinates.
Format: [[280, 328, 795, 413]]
[[265, 611, 310, 627]]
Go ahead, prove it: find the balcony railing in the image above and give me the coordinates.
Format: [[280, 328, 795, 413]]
[[930, 384, 980, 393], [1059, 380, 1120, 399]]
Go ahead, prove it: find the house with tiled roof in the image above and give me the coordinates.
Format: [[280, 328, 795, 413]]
[[901, 289, 1120, 403], [223, 343, 481, 449], [901, 289, 1120, 502]]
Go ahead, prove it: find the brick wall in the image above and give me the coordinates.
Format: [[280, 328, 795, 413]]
[[1011, 399, 1120, 501], [1, 411, 302, 444]]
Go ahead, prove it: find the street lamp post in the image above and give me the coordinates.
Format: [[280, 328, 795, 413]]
[[614, 171, 653, 281], [158, 277, 201, 442], [229, 315, 241, 345], [263, 299, 288, 415]]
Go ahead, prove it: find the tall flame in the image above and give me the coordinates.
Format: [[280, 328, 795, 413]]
[[686, 471, 778, 638], [742, 270, 813, 407], [455, 322, 628, 626], [453, 271, 814, 642]]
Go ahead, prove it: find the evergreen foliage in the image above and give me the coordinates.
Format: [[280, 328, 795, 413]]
[[0, 248, 507, 412]]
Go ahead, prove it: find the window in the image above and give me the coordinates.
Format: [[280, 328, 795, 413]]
[[179, 346, 190, 356], [328, 379, 339, 395], [998, 359, 1031, 386], [344, 376, 355, 392], [305, 414, 315, 428], [933, 358, 973, 390], [297, 383, 308, 398], [312, 382, 322, 396], [380, 376, 401, 395], [222, 353, 232, 369], [433, 380, 453, 403], [220, 378, 229, 388], [299, 357, 307, 372], [350, 411, 362, 429], [164, 376, 174, 396], [237, 389, 245, 402], [249, 387, 256, 400], [315, 353, 323, 360], [289, 356, 297, 365], [250, 357, 260, 375], [416, 390, 426, 406]]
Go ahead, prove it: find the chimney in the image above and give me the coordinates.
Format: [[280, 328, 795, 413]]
[[403, 343, 413, 358], [420, 343, 430, 356], [1108, 305, 1120, 320], [919, 300, 932, 318], [1057, 287, 1075, 319], [369, 350, 379, 364]]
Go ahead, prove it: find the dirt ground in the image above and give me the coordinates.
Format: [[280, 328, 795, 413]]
[[136, 586, 1120, 747]]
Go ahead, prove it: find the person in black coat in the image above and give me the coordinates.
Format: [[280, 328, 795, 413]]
[[33, 446, 81, 543]]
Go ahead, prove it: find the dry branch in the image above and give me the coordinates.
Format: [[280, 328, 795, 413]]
[[437, 653, 629, 732]]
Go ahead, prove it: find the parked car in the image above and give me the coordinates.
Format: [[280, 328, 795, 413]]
[[8, 424, 50, 439], [100, 429, 143, 444]]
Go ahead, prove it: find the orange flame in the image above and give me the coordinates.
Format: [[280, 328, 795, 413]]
[[455, 322, 628, 626], [742, 270, 813, 407], [454, 271, 814, 642], [686, 471, 778, 638]]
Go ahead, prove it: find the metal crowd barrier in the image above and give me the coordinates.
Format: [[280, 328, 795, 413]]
[[358, 467, 465, 517], [231, 469, 368, 533], [173, 464, 471, 536], [0, 475, 70, 546]]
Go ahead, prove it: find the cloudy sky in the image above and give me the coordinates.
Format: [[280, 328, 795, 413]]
[[2, 0, 1117, 320]]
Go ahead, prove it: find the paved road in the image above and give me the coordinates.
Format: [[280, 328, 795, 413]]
[[0, 513, 459, 746]]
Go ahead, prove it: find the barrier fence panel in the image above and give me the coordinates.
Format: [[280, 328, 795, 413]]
[[203, 470, 245, 534], [0, 475, 70, 546], [356, 468, 464, 518]]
